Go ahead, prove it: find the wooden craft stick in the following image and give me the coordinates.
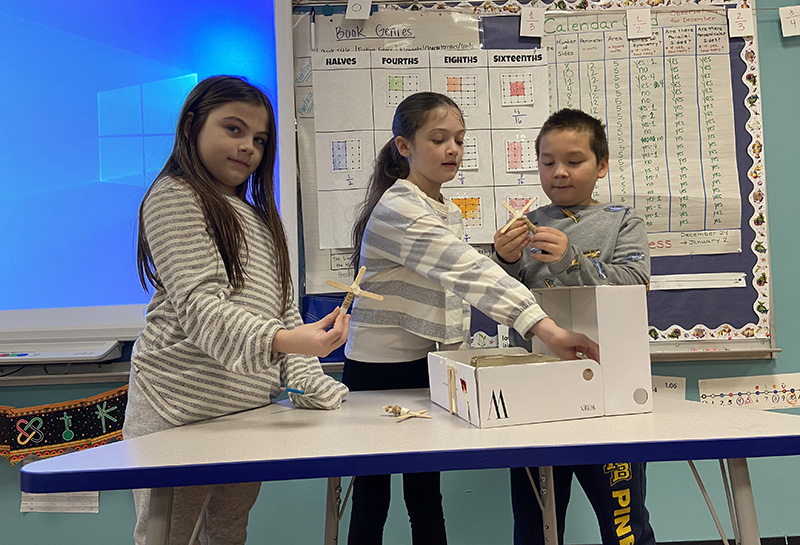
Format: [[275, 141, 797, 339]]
[[340, 292, 355, 313], [397, 409, 432, 421], [383, 405, 433, 421], [446, 366, 458, 415], [500, 198, 537, 234], [325, 266, 384, 313]]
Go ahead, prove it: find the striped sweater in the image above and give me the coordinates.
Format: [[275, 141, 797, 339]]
[[131, 177, 347, 426], [345, 180, 548, 361]]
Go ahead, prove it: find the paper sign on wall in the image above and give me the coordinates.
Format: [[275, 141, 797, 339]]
[[520, 7, 546, 37], [627, 8, 652, 39], [699, 373, 800, 410], [652, 376, 686, 400], [779, 5, 800, 37], [727, 8, 754, 37], [346, 0, 372, 20]]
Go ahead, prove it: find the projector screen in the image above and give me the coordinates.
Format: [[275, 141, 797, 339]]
[[0, 1, 278, 344]]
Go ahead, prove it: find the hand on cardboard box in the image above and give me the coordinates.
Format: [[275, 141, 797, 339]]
[[530, 317, 599, 362]]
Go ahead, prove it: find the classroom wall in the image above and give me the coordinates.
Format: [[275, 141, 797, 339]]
[[3, 2, 800, 543]]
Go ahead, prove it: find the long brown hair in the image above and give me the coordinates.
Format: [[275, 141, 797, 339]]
[[137, 75, 293, 314], [350, 92, 463, 269]]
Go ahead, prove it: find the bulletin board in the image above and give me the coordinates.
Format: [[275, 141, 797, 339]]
[[289, 0, 775, 360]]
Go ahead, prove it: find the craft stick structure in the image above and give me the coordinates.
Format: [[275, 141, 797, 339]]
[[325, 266, 384, 313], [446, 366, 458, 415], [500, 198, 538, 234], [383, 405, 433, 422]]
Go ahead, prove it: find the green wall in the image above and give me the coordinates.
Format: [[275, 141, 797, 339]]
[[4, 2, 800, 543]]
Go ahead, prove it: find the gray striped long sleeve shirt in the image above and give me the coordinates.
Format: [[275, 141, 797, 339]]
[[346, 180, 548, 360], [131, 177, 347, 426]]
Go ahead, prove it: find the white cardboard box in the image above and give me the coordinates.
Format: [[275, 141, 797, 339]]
[[530, 285, 652, 417], [428, 348, 605, 428], [427, 285, 652, 428]]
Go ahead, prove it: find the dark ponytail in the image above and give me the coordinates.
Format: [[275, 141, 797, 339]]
[[350, 138, 408, 269]]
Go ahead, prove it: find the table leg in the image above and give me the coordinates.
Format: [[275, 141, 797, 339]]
[[539, 466, 558, 544], [727, 458, 760, 545], [145, 486, 173, 545], [324, 477, 341, 545]]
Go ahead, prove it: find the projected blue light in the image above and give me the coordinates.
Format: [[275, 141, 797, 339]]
[[98, 74, 198, 186], [0, 2, 278, 312], [195, 23, 278, 94]]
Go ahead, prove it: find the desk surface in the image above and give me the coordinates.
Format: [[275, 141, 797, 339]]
[[20, 390, 800, 494]]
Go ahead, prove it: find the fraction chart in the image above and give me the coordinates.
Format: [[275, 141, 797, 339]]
[[501, 72, 536, 106], [460, 136, 479, 170], [312, 48, 549, 248], [331, 139, 362, 172]]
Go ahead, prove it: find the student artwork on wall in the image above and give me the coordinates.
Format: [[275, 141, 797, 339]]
[[1, 386, 127, 465], [290, 0, 773, 357]]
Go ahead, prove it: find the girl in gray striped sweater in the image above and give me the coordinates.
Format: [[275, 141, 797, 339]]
[[342, 92, 599, 544], [123, 76, 350, 545]]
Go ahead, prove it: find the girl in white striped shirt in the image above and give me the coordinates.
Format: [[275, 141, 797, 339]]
[[343, 92, 599, 545], [123, 76, 350, 545]]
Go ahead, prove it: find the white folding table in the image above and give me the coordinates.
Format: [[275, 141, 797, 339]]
[[21, 390, 800, 544]]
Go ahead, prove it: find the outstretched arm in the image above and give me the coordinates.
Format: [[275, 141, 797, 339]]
[[530, 317, 600, 362]]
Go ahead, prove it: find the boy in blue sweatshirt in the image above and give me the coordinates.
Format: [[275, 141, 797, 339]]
[[493, 108, 655, 545]]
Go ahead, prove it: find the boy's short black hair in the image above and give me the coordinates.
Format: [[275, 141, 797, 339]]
[[535, 108, 609, 162]]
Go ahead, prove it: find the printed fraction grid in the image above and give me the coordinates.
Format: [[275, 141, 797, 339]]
[[506, 139, 537, 172], [501, 72, 535, 106], [387, 74, 420, 107], [461, 136, 479, 170], [445, 75, 478, 107], [331, 139, 362, 172], [451, 196, 483, 229]]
